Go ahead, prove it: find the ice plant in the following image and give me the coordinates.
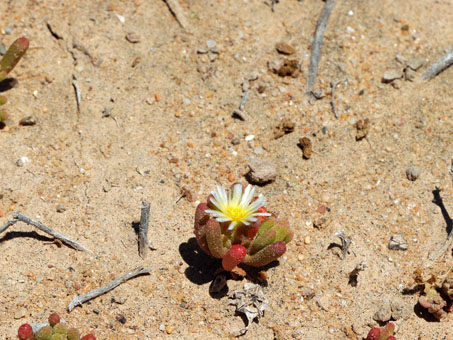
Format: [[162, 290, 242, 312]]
[[0, 37, 29, 122], [365, 323, 396, 340], [194, 183, 293, 271]]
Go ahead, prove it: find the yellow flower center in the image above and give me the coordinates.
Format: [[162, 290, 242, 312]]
[[224, 204, 249, 223]]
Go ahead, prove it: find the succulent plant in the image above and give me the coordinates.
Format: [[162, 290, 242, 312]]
[[365, 323, 396, 340], [16, 312, 95, 340], [0, 36, 29, 122], [194, 183, 293, 271], [18, 324, 34, 340]]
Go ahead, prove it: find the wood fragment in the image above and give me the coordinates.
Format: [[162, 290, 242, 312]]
[[334, 229, 351, 260], [164, 0, 191, 31], [421, 46, 453, 80], [306, 0, 337, 95], [138, 200, 156, 257], [3, 212, 92, 253], [72, 74, 81, 113], [68, 266, 151, 312], [239, 91, 249, 111], [330, 81, 339, 118]]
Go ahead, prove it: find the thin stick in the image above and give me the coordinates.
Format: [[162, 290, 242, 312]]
[[334, 229, 351, 260], [164, 0, 191, 32], [68, 266, 151, 312], [330, 81, 339, 119], [421, 46, 453, 80], [306, 0, 337, 95], [0, 218, 18, 234], [12, 212, 91, 253], [72, 74, 81, 113], [138, 200, 155, 257], [239, 91, 249, 111]]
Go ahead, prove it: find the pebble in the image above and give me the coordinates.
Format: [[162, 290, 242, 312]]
[[125, 32, 140, 43], [247, 158, 278, 184], [382, 69, 403, 83], [275, 42, 296, 55], [206, 40, 217, 50], [316, 295, 330, 311], [299, 137, 312, 159], [4, 27, 12, 35], [321, 193, 333, 203], [231, 137, 240, 145], [406, 165, 420, 181], [391, 79, 402, 89], [373, 300, 392, 322], [407, 57, 424, 71], [19, 116, 37, 126], [56, 204, 67, 213], [0, 44, 6, 55], [404, 67, 416, 81], [183, 98, 191, 105], [304, 235, 311, 244], [14, 308, 27, 319], [388, 234, 408, 250]]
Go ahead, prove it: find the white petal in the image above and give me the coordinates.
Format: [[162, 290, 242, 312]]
[[227, 221, 237, 230], [232, 183, 243, 205]]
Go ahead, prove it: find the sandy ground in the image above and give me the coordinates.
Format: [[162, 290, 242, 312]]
[[1, 0, 452, 339]]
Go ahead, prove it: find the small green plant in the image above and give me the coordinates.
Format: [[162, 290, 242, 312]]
[[17, 312, 96, 340], [194, 183, 293, 271], [0, 36, 29, 122]]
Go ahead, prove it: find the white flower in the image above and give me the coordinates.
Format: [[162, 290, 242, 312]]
[[205, 184, 271, 230]]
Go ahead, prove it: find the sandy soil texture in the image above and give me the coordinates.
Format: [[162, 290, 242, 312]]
[[1, 0, 452, 339]]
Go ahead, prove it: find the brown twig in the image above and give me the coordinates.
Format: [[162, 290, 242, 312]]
[[138, 200, 156, 257], [2, 212, 91, 253], [164, 0, 191, 31], [306, 0, 337, 96], [68, 266, 151, 312], [330, 81, 339, 118], [421, 46, 453, 80]]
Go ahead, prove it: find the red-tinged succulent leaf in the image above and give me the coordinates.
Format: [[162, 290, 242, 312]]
[[80, 335, 96, 340], [384, 322, 395, 335], [222, 245, 247, 271], [194, 203, 211, 255], [17, 324, 34, 340], [67, 328, 81, 340], [244, 241, 286, 267], [0, 37, 29, 75], [249, 229, 276, 255], [365, 327, 380, 340], [205, 218, 228, 258], [386, 337, 396, 340], [48, 312, 61, 327]]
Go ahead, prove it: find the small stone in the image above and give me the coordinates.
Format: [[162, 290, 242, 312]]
[[311, 88, 325, 99], [0, 44, 6, 55], [274, 118, 295, 139], [247, 158, 278, 184], [391, 79, 402, 89], [182, 98, 191, 105], [231, 137, 241, 145], [321, 193, 333, 203], [14, 308, 27, 319], [407, 57, 424, 71], [275, 42, 296, 55], [159, 323, 166, 332], [299, 137, 312, 159], [404, 67, 416, 81], [56, 204, 66, 213], [125, 32, 140, 43], [388, 234, 408, 250], [268, 58, 299, 77], [382, 69, 403, 83], [116, 314, 127, 324], [208, 53, 217, 62], [316, 295, 330, 311], [395, 54, 407, 64], [373, 301, 392, 323], [206, 40, 217, 50], [4, 27, 12, 35], [304, 236, 311, 244], [257, 84, 266, 94], [406, 165, 420, 181], [19, 116, 37, 126], [354, 118, 370, 140]]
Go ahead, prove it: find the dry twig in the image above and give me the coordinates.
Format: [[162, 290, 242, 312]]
[[72, 74, 81, 113], [334, 229, 351, 260], [164, 0, 191, 31], [138, 200, 156, 257], [0, 212, 91, 253], [421, 46, 453, 80], [306, 0, 337, 95], [68, 266, 151, 312], [330, 81, 339, 118]]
